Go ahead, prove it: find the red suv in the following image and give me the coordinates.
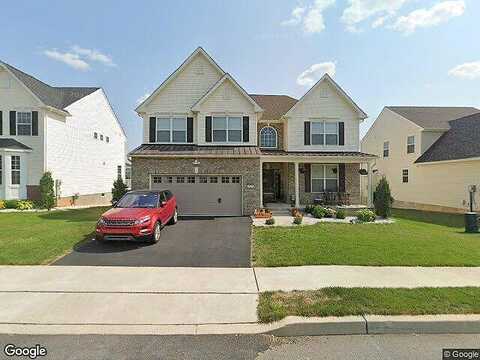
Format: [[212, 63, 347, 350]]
[[95, 190, 177, 243]]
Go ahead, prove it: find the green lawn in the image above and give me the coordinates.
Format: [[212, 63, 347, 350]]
[[258, 287, 480, 323], [253, 209, 480, 267], [0, 207, 108, 265]]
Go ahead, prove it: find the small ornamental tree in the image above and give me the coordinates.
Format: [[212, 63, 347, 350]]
[[112, 177, 128, 204], [373, 176, 394, 218], [39, 172, 56, 210]]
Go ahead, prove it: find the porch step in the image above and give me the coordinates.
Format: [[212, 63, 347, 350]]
[[270, 210, 292, 216]]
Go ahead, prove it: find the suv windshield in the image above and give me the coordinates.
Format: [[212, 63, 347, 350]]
[[116, 193, 159, 208]]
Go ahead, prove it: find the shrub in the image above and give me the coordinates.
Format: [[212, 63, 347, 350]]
[[312, 206, 327, 219], [304, 204, 314, 214], [265, 217, 275, 225], [0, 200, 4, 209], [373, 176, 394, 218], [4, 200, 19, 209], [336, 209, 346, 219], [16, 200, 34, 210], [356, 209, 376, 223], [324, 208, 336, 218], [112, 177, 128, 204], [293, 215, 303, 225], [39, 172, 56, 210]]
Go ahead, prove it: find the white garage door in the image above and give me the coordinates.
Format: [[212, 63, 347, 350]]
[[150, 174, 242, 216]]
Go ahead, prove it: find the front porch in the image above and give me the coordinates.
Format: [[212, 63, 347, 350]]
[[259, 154, 375, 209]]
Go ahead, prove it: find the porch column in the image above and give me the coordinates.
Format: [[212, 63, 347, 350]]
[[367, 161, 373, 207], [294, 162, 300, 208], [259, 160, 263, 208]]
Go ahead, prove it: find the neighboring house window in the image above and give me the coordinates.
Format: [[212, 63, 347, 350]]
[[259, 126, 277, 148], [402, 169, 409, 183], [0, 155, 2, 185], [311, 121, 338, 145], [156, 117, 187, 143], [407, 136, 415, 154], [106, 136, 110, 143], [117, 165, 122, 179], [383, 141, 389, 158], [100, 134, 104, 141], [17, 112, 32, 136], [94, 132, 98, 139], [212, 116, 242, 142], [311, 164, 338, 192], [11, 156, 20, 185]]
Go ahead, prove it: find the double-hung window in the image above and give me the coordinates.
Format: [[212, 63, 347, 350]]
[[117, 165, 122, 179], [0, 155, 2, 185], [402, 169, 409, 183], [156, 117, 187, 143], [11, 156, 20, 185], [311, 121, 339, 145], [311, 164, 338, 192], [212, 116, 242, 142], [407, 136, 415, 154], [17, 112, 32, 136], [383, 141, 389, 158]]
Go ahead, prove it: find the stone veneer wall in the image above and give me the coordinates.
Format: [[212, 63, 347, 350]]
[[257, 122, 284, 150], [131, 157, 261, 215], [287, 163, 361, 205]]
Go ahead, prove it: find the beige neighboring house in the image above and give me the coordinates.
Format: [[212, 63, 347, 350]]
[[131, 47, 376, 216], [361, 106, 480, 213]]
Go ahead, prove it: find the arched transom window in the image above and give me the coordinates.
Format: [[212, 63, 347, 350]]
[[260, 126, 278, 148]]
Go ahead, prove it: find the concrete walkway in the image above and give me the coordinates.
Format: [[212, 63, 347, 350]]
[[1, 265, 480, 333]]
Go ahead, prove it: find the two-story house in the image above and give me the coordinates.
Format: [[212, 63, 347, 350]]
[[361, 106, 480, 213], [131, 47, 376, 216], [0, 61, 127, 206]]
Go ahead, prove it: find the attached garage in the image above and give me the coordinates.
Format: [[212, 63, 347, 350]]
[[150, 174, 242, 216]]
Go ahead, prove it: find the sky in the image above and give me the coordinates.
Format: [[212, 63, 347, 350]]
[[2, 0, 480, 149]]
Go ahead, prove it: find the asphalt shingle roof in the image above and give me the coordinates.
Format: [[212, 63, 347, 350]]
[[0, 138, 32, 150], [387, 106, 480, 130], [249, 94, 298, 121], [1, 61, 99, 112], [415, 113, 480, 163]]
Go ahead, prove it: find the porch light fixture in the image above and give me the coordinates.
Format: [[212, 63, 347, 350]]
[[358, 169, 368, 175], [192, 159, 200, 165]]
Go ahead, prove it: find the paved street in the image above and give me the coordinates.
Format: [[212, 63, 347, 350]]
[[1, 334, 479, 360]]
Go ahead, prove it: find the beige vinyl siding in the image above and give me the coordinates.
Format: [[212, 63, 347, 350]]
[[286, 80, 360, 152]]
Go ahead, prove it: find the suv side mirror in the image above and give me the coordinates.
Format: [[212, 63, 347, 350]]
[[160, 201, 167, 207], [112, 201, 117, 207]]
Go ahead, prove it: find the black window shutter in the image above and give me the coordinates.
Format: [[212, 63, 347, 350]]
[[0, 111, 2, 135], [10, 111, 16, 136], [338, 122, 345, 146], [339, 164, 346, 192], [242, 116, 249, 142], [149, 117, 156, 142], [304, 163, 311, 193], [304, 121, 311, 145], [205, 116, 212, 142], [187, 117, 194, 143], [32, 111, 38, 136]]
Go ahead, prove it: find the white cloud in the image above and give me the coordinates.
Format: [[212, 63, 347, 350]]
[[342, 0, 409, 31], [71, 45, 116, 67], [297, 62, 336, 86], [282, 0, 335, 34], [391, 0, 465, 35], [43, 50, 90, 71], [136, 92, 151, 104], [448, 61, 480, 80]]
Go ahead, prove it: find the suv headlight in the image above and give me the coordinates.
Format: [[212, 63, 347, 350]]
[[135, 216, 151, 225], [97, 217, 106, 227]]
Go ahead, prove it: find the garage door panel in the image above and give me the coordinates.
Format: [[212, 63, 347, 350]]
[[151, 175, 242, 216]]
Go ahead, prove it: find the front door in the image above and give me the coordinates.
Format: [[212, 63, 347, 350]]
[[263, 169, 281, 203]]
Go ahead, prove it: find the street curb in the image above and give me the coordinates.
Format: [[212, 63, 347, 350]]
[[1, 315, 479, 336]]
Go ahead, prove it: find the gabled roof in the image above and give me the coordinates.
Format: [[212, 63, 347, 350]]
[[250, 94, 298, 120], [387, 106, 480, 130], [191, 73, 263, 112], [0, 138, 32, 151], [135, 47, 226, 113], [0, 61, 99, 113], [415, 113, 480, 163], [285, 74, 367, 119]]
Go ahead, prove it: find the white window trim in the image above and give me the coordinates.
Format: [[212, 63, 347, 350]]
[[16, 111, 32, 136], [11, 155, 21, 186], [383, 141, 389, 158], [259, 126, 278, 149], [311, 164, 339, 193], [407, 135, 415, 154], [0, 154, 3, 186], [310, 120, 339, 146], [155, 116, 187, 144], [212, 115, 243, 143], [402, 169, 409, 183]]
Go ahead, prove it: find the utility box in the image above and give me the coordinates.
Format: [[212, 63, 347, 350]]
[[465, 212, 479, 233]]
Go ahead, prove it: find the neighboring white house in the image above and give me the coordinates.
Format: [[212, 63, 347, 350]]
[[361, 106, 480, 213], [0, 61, 127, 206]]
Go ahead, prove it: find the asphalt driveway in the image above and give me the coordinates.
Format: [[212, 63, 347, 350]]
[[53, 217, 251, 267]]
